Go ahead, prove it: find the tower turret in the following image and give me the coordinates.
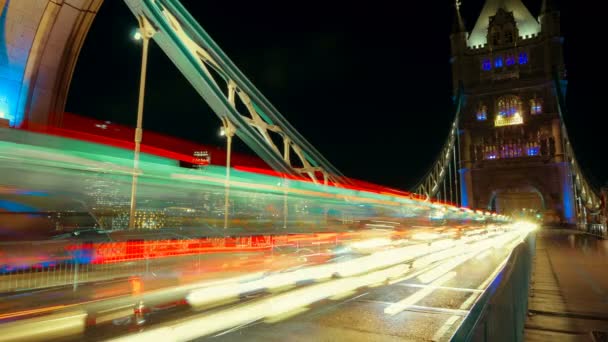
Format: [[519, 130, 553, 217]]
[[539, 0, 560, 37]]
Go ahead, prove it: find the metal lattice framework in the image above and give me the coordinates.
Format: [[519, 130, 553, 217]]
[[122, 0, 600, 227], [412, 89, 463, 205], [123, 0, 348, 186]]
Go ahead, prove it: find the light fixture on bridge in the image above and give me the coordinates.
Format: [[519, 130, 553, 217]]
[[219, 126, 226, 137], [133, 30, 142, 41]]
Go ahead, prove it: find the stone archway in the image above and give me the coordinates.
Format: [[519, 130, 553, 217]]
[[0, 0, 103, 127], [488, 186, 546, 220]]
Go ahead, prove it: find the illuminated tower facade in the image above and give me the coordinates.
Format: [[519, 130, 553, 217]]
[[451, 0, 575, 223]]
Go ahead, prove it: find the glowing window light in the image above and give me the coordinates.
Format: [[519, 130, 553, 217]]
[[495, 113, 523, 126], [476, 104, 487, 121], [519, 52, 528, 65], [495, 96, 524, 127], [530, 98, 542, 115], [506, 55, 515, 66], [481, 59, 492, 71], [494, 56, 503, 68], [527, 146, 540, 156]]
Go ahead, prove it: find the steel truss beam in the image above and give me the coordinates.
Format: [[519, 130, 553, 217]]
[[123, 0, 348, 185], [412, 89, 463, 203]]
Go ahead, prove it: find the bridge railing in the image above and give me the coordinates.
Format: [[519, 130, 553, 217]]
[[450, 233, 535, 341], [586, 224, 607, 239]]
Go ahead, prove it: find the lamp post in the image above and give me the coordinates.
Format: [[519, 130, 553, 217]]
[[220, 118, 235, 229], [128, 17, 155, 229]]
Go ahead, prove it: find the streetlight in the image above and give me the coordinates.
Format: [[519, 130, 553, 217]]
[[128, 17, 155, 229], [220, 118, 235, 229]]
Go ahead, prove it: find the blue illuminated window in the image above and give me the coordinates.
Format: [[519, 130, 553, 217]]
[[482, 59, 492, 71], [506, 55, 515, 66], [519, 52, 528, 64], [527, 147, 540, 156], [476, 104, 488, 121], [495, 56, 503, 68], [530, 98, 542, 114]]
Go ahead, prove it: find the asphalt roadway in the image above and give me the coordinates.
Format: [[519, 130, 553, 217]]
[[86, 229, 522, 342]]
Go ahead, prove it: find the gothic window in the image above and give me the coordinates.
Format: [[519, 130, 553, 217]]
[[506, 54, 516, 66], [495, 95, 524, 127], [476, 104, 488, 121], [518, 52, 529, 65], [530, 98, 543, 114], [504, 31, 514, 44], [492, 31, 500, 45], [495, 56, 504, 68], [527, 146, 540, 156], [482, 58, 492, 71]]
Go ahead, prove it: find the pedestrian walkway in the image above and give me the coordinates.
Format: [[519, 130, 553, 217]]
[[525, 229, 608, 341]]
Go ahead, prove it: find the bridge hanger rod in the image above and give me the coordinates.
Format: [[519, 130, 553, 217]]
[[123, 0, 349, 186]]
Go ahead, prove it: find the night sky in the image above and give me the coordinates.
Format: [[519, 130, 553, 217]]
[[67, 0, 607, 190]]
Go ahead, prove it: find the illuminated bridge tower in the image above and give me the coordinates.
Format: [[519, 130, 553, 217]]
[[451, 0, 575, 223]]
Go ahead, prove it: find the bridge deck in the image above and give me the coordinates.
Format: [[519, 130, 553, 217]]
[[525, 229, 608, 341]]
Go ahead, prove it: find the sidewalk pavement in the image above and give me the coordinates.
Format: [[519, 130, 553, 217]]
[[525, 229, 608, 342]]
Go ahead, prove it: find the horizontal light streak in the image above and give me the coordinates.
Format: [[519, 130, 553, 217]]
[[107, 227, 534, 341]]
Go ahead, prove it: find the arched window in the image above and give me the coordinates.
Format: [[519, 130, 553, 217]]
[[476, 104, 488, 121], [530, 98, 543, 114], [518, 52, 529, 65], [504, 30, 514, 44], [506, 54, 516, 66], [494, 56, 504, 68], [482, 58, 492, 71], [495, 96, 524, 127], [492, 30, 501, 45]]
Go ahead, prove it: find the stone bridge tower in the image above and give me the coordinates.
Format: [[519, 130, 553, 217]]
[[451, 0, 575, 223]]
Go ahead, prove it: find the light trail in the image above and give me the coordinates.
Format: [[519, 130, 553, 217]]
[[107, 224, 534, 342]]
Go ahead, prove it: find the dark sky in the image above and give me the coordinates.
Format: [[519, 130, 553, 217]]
[[67, 0, 607, 190]]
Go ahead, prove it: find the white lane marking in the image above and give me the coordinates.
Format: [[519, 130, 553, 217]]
[[431, 250, 512, 341], [395, 283, 484, 294]]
